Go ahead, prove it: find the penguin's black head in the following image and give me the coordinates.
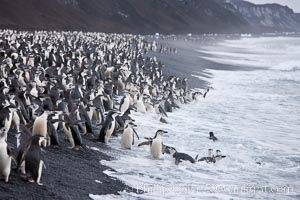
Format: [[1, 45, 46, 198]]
[[163, 145, 177, 155], [155, 129, 168, 137], [209, 132, 214, 137], [127, 106, 137, 112]]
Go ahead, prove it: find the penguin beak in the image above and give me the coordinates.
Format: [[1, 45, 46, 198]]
[[163, 130, 168, 134]]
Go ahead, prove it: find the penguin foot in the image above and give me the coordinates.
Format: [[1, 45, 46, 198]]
[[73, 146, 81, 151], [28, 179, 35, 183], [36, 181, 44, 186]]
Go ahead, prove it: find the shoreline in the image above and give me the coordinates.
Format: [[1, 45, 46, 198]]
[[148, 36, 256, 89], [1, 33, 254, 200]]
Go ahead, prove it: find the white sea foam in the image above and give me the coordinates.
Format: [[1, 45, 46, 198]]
[[91, 36, 300, 200], [198, 36, 300, 70]]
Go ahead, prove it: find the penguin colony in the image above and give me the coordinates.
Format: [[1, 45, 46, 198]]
[[0, 29, 224, 185]]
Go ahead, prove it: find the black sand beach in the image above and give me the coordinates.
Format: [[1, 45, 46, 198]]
[[1, 130, 137, 200]]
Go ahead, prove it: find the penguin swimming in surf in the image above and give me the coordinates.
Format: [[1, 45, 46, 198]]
[[209, 131, 218, 142], [203, 88, 210, 98], [198, 149, 216, 163], [163, 146, 197, 165], [214, 149, 226, 161]]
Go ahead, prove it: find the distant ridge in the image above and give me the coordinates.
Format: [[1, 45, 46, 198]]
[[0, 0, 299, 33]]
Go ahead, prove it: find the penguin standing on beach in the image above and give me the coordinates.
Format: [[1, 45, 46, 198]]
[[0, 127, 13, 182], [136, 94, 146, 113], [138, 130, 167, 159], [63, 112, 84, 150], [18, 135, 48, 185], [120, 121, 137, 149], [0, 100, 16, 139], [150, 130, 167, 158], [32, 110, 51, 146], [119, 93, 131, 114], [98, 110, 120, 144]]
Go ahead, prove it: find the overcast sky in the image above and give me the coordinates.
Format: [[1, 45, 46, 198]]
[[246, 0, 300, 13]]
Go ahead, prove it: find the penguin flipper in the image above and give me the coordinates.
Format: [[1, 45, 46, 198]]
[[160, 117, 168, 124], [50, 119, 64, 124], [144, 137, 153, 141], [17, 139, 32, 169], [175, 159, 181, 165], [158, 105, 168, 118], [197, 157, 206, 162], [119, 96, 125, 110], [133, 128, 139, 140], [132, 132, 134, 145], [138, 141, 151, 147]]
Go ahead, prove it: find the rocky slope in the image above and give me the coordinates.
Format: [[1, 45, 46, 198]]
[[0, 0, 299, 36], [218, 0, 300, 32]]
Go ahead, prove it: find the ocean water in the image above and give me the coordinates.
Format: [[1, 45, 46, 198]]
[[90, 36, 300, 200]]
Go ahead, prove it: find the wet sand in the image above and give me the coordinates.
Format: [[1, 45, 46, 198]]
[[148, 37, 241, 88]]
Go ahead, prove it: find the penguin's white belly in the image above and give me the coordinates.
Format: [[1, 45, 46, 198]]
[[146, 105, 154, 112], [5, 112, 13, 130], [120, 100, 130, 113], [32, 118, 47, 137], [87, 109, 93, 120], [0, 145, 11, 176], [12, 112, 20, 131], [151, 140, 162, 158], [137, 101, 146, 113], [121, 129, 133, 149]]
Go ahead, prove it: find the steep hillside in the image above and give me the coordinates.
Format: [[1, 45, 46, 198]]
[[0, 0, 299, 33], [218, 0, 300, 32]]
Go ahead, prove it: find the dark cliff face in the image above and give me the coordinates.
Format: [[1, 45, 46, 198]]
[[0, 0, 298, 34], [218, 0, 300, 32]]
